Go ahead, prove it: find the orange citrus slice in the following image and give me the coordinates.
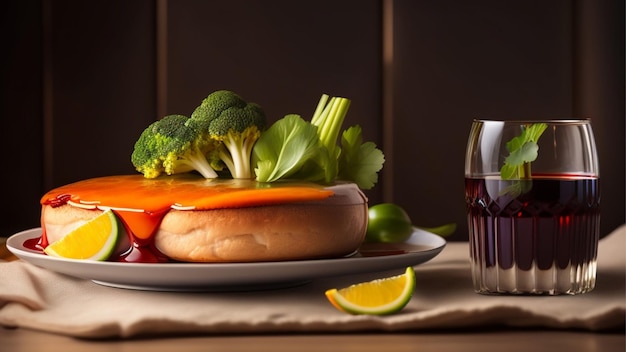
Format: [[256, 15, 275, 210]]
[[325, 266, 416, 315], [44, 209, 122, 261]]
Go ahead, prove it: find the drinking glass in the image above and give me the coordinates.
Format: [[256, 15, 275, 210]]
[[465, 119, 600, 295]]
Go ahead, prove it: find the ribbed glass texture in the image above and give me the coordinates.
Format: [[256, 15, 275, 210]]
[[466, 177, 599, 295]]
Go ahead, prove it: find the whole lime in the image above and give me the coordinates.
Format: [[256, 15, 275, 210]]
[[365, 203, 413, 243]]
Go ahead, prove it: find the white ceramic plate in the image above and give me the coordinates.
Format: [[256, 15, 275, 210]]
[[7, 228, 446, 291]]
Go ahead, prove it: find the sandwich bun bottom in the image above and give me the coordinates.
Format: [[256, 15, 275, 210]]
[[157, 203, 367, 262]]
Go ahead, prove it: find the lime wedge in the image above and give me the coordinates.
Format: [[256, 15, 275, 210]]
[[325, 266, 416, 315], [44, 209, 122, 261]]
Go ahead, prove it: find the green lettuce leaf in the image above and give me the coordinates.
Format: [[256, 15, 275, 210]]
[[253, 114, 323, 182]]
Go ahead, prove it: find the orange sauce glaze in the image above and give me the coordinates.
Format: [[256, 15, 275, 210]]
[[39, 174, 334, 262]]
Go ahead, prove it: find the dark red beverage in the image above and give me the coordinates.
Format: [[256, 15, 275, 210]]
[[465, 175, 600, 294]]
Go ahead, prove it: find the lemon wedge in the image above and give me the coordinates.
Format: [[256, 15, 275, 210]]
[[325, 266, 416, 315], [44, 209, 122, 261]]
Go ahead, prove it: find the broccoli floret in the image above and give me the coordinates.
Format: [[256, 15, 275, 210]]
[[190, 90, 247, 125], [189, 90, 266, 179], [131, 119, 168, 179], [131, 114, 219, 179]]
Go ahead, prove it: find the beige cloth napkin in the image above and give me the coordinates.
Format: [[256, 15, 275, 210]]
[[1, 225, 624, 338]]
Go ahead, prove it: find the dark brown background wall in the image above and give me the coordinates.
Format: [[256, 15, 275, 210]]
[[2, 0, 624, 240]]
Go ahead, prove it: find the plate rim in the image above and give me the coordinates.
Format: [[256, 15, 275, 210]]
[[6, 227, 446, 291]]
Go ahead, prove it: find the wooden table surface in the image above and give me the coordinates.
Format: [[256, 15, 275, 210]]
[[1, 238, 624, 352], [1, 327, 624, 352]]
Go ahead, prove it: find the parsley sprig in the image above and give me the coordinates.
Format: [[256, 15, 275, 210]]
[[500, 123, 548, 180], [499, 123, 548, 196]]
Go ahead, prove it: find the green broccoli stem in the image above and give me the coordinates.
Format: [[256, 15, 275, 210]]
[[219, 130, 259, 179], [218, 148, 237, 178], [180, 152, 219, 179], [225, 139, 249, 179]]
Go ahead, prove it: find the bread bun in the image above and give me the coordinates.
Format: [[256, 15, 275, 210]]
[[156, 184, 367, 262], [41, 180, 368, 262]]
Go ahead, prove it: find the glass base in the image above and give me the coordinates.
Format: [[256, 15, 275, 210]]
[[471, 261, 597, 295]]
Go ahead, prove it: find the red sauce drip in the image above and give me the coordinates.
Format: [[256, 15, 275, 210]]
[[48, 194, 71, 208], [115, 209, 169, 243], [23, 237, 45, 253]]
